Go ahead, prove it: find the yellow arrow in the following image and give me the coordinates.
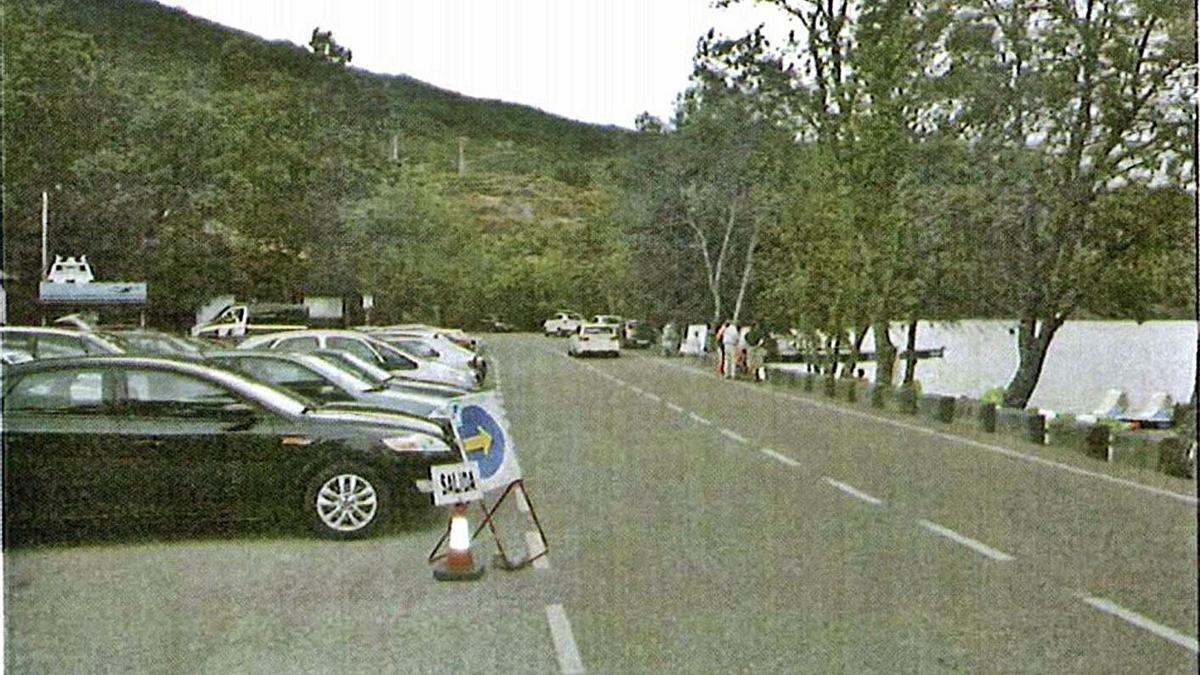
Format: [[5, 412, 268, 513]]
[[463, 428, 493, 456]]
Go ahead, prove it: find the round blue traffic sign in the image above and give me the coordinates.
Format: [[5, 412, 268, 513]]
[[458, 405, 507, 479]]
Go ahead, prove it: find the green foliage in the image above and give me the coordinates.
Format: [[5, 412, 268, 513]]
[[2, 0, 632, 329], [981, 387, 1006, 406]]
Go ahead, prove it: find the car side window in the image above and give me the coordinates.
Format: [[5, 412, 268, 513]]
[[273, 336, 320, 352], [327, 337, 380, 363], [35, 334, 88, 358], [121, 369, 239, 416], [227, 357, 323, 388], [4, 369, 106, 412], [0, 332, 35, 355]]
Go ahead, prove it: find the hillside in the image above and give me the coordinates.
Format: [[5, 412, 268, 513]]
[[2, 0, 637, 328]]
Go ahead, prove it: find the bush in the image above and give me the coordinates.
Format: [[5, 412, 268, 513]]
[[981, 387, 1005, 406]]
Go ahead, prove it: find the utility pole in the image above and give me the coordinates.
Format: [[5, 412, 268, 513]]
[[391, 133, 400, 162], [457, 137, 467, 176], [41, 190, 49, 277]]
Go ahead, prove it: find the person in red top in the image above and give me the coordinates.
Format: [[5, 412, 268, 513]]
[[715, 321, 729, 375]]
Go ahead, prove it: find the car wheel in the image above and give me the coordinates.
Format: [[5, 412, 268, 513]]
[[305, 463, 387, 540]]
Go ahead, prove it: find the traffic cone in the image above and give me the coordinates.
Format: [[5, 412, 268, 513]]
[[434, 504, 485, 581]]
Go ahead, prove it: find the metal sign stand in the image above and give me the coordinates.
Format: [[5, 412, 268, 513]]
[[427, 479, 548, 572]]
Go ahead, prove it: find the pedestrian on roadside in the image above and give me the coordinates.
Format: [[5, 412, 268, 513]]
[[715, 321, 729, 375], [744, 321, 766, 381], [721, 321, 740, 379], [736, 323, 751, 378]]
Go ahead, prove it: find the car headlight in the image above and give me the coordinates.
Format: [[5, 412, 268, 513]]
[[382, 433, 451, 454]]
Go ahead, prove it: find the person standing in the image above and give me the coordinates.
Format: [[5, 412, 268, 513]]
[[744, 321, 766, 381], [721, 321, 740, 379], [715, 321, 728, 375]]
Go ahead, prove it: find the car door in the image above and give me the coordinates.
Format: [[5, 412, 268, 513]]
[[2, 367, 115, 529]]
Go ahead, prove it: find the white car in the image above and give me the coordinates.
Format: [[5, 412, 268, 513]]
[[568, 324, 620, 357], [237, 329, 480, 390], [544, 311, 583, 337], [591, 314, 623, 327], [368, 330, 483, 373]]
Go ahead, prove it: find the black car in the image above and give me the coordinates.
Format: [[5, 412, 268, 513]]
[[1, 356, 460, 540]]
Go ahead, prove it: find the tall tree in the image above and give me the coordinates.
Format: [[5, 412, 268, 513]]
[[942, 0, 1195, 408]]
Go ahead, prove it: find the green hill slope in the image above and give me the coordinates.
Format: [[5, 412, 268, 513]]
[[2, 0, 636, 328]]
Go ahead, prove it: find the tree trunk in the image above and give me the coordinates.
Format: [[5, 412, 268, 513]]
[[902, 319, 918, 385], [872, 320, 897, 386], [731, 217, 760, 324], [846, 322, 869, 377], [1003, 315, 1064, 409]]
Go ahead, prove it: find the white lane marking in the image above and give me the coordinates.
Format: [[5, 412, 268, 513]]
[[525, 531, 550, 570], [629, 385, 645, 395], [688, 412, 712, 426], [822, 477, 884, 506], [652, 360, 1196, 506], [545, 604, 586, 674], [666, 402, 685, 414], [917, 520, 1014, 561], [516, 490, 530, 513], [644, 392, 662, 403], [1078, 594, 1199, 653], [761, 448, 801, 467], [719, 428, 749, 444]]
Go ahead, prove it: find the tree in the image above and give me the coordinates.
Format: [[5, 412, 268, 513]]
[[623, 83, 771, 325], [942, 0, 1195, 408]]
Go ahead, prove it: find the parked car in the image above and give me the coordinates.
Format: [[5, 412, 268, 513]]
[[309, 349, 473, 400], [368, 331, 487, 381], [0, 326, 124, 360], [478, 316, 514, 332], [237, 329, 480, 391], [1, 356, 459, 540], [591, 315, 623, 327], [543, 311, 583, 337], [206, 350, 460, 419], [568, 323, 620, 357], [620, 320, 655, 348], [109, 329, 217, 357], [362, 324, 483, 353]]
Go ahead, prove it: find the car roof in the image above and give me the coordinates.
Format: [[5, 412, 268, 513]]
[[1, 326, 104, 338], [2, 354, 308, 415]]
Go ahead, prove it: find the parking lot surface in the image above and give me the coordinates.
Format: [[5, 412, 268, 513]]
[[5, 334, 1197, 672]]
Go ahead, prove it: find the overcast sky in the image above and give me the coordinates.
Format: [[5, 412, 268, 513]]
[[159, 0, 780, 128]]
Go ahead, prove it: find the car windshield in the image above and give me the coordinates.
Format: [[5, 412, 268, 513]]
[[311, 350, 393, 386]]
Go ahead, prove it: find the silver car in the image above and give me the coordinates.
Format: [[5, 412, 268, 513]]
[[237, 329, 480, 390], [206, 350, 461, 419]]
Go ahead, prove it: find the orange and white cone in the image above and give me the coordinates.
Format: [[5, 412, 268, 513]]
[[434, 504, 485, 581]]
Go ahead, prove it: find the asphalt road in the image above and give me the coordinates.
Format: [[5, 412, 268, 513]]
[[4, 334, 1197, 673]]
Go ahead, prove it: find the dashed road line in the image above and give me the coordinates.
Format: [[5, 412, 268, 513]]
[[719, 428, 749, 444], [665, 402, 685, 414], [688, 411, 712, 426], [545, 604, 586, 674], [643, 356, 1195, 506], [917, 519, 1014, 561], [525, 531, 550, 570], [1078, 594, 1198, 653], [760, 447, 801, 467], [643, 392, 662, 403], [822, 477, 884, 506], [628, 385, 645, 395]]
